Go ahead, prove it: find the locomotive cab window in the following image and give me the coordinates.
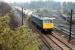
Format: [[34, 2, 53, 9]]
[[44, 20, 52, 23], [50, 20, 52, 23]]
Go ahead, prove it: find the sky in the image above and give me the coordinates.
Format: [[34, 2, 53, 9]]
[[1, 0, 75, 3], [54, 0, 75, 2]]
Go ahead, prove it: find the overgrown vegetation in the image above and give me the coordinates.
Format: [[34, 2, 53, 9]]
[[0, 13, 40, 50]]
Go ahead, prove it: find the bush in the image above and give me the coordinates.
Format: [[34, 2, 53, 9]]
[[0, 14, 40, 50]]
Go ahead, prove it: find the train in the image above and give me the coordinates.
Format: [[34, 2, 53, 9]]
[[31, 14, 55, 33]]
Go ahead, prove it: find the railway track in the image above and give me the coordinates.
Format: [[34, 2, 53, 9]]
[[52, 32, 75, 50], [41, 34, 62, 50], [41, 31, 75, 50], [38, 29, 72, 50], [40, 34, 53, 50], [28, 20, 75, 50], [55, 26, 75, 38], [27, 20, 53, 50], [46, 33, 74, 50]]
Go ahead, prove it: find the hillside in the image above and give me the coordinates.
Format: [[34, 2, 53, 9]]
[[0, 2, 40, 50]]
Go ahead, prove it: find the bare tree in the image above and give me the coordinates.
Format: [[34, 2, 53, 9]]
[[0, 2, 11, 16]]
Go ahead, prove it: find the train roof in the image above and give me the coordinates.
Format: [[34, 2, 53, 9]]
[[32, 15, 55, 20], [42, 17, 55, 20]]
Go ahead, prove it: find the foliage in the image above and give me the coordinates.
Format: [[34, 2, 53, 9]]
[[0, 14, 40, 50]]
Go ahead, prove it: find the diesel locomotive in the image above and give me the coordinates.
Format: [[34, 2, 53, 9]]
[[31, 15, 55, 32]]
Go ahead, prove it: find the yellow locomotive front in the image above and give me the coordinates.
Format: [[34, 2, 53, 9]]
[[42, 17, 55, 30]]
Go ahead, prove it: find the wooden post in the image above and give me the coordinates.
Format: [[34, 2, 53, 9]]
[[68, 9, 73, 42]]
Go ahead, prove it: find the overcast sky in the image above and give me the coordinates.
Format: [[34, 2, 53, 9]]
[[1, 0, 75, 3]]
